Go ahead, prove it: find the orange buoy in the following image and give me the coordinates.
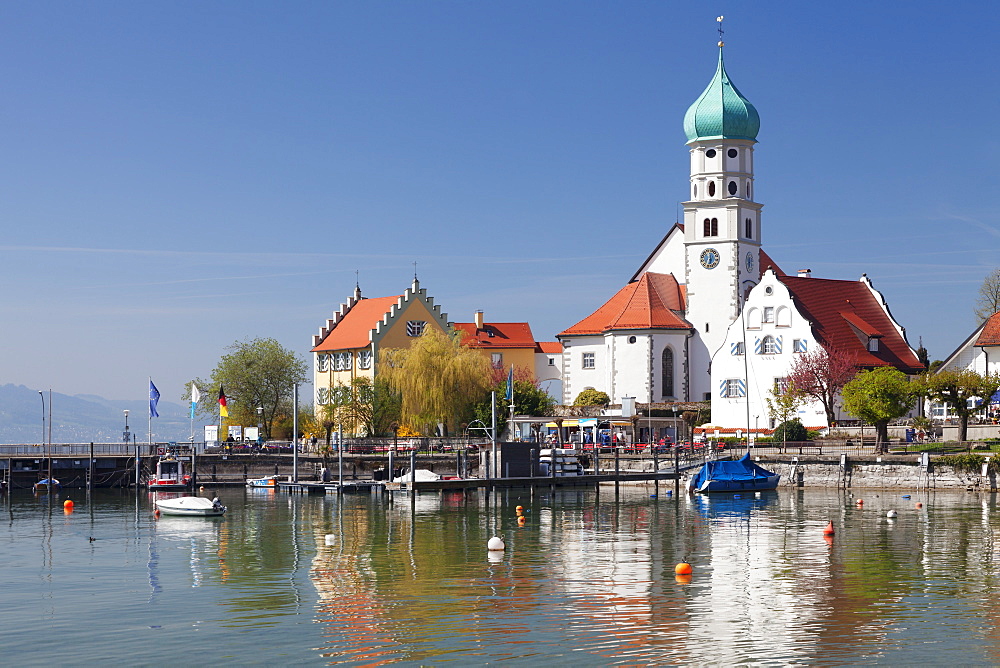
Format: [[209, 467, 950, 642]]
[[517, 516, 526, 526], [515, 505, 523, 513], [823, 521, 835, 536], [153, 508, 161, 517], [855, 499, 864, 506], [916, 502, 923, 509], [675, 574, 692, 584], [675, 562, 693, 575], [63, 499, 74, 509]]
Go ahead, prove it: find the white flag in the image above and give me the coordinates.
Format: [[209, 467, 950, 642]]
[[191, 383, 201, 404]]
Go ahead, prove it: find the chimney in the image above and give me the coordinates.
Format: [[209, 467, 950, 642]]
[[798, 269, 812, 278], [474, 310, 484, 329]]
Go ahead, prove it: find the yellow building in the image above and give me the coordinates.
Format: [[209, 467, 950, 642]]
[[311, 279, 450, 409]]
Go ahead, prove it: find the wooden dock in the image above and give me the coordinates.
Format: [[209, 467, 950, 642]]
[[277, 471, 680, 494]]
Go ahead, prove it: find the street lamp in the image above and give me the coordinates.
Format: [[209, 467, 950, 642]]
[[123, 409, 130, 444], [257, 406, 264, 446]]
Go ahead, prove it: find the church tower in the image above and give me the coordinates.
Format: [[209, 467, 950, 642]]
[[682, 34, 762, 400]]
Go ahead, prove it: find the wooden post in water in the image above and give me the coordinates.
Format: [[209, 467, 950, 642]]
[[674, 442, 680, 493], [410, 447, 416, 497], [614, 445, 620, 493], [338, 423, 344, 492], [88, 442, 94, 491], [190, 443, 197, 489]]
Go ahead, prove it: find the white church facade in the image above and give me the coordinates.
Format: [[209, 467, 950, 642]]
[[557, 40, 923, 431]]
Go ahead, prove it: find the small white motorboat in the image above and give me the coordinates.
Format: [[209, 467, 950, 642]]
[[246, 474, 280, 489], [156, 496, 226, 517]]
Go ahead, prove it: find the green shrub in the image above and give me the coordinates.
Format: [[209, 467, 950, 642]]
[[936, 453, 993, 472], [573, 389, 610, 407], [772, 419, 807, 443]]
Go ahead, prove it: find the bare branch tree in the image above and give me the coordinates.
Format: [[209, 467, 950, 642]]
[[975, 267, 1000, 323]]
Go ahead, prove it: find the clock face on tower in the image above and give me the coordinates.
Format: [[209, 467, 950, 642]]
[[700, 248, 720, 269], [745, 252, 754, 272]]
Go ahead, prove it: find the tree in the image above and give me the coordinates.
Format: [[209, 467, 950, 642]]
[[787, 346, 858, 427], [472, 374, 556, 434], [841, 367, 920, 452], [767, 380, 802, 450], [919, 369, 1000, 443], [322, 376, 401, 438], [574, 389, 610, 407], [975, 267, 1000, 323], [379, 328, 492, 434], [189, 337, 308, 439], [772, 419, 807, 443]]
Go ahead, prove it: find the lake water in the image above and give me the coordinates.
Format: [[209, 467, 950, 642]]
[[4, 483, 1000, 665]]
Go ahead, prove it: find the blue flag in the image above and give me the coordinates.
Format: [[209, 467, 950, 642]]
[[149, 380, 160, 418], [505, 365, 514, 404]]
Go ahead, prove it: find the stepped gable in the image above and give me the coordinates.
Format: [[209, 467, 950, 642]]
[[453, 321, 536, 349], [974, 312, 1000, 346], [780, 275, 923, 373], [559, 272, 690, 336], [312, 295, 400, 351]]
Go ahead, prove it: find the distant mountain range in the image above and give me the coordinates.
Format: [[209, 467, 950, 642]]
[[0, 383, 215, 444]]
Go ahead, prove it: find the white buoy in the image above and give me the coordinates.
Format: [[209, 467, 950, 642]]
[[887, 510, 897, 518], [325, 534, 336, 546], [487, 536, 505, 551]]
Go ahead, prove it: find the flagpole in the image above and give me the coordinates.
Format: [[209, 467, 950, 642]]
[[148, 376, 152, 445]]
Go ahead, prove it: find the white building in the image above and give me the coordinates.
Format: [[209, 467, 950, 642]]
[[558, 39, 922, 430]]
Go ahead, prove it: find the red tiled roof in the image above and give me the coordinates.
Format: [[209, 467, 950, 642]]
[[453, 322, 536, 349], [779, 276, 923, 373], [975, 313, 1000, 346], [559, 272, 690, 337], [535, 341, 562, 354], [311, 295, 400, 352], [759, 249, 785, 277]]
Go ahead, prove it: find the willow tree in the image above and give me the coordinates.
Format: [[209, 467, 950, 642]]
[[379, 328, 492, 434]]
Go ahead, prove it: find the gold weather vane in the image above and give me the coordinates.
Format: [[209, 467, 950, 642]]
[[717, 15, 725, 47]]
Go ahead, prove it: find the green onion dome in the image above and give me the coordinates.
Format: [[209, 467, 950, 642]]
[[683, 47, 760, 143]]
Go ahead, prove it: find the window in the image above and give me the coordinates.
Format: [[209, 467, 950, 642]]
[[693, 184, 698, 198], [793, 339, 808, 353], [628, 336, 637, 344], [661, 348, 674, 398], [728, 148, 738, 158], [731, 341, 745, 356], [582, 352, 595, 369], [491, 353, 503, 367], [486, 328, 495, 337], [774, 377, 790, 396], [763, 307, 775, 323], [548, 357, 556, 366], [776, 306, 791, 327], [761, 335, 779, 355], [703, 218, 711, 236], [747, 182, 752, 200], [317, 353, 330, 372], [868, 338, 880, 352], [341, 351, 352, 370], [316, 387, 329, 405], [406, 320, 427, 337], [706, 149, 717, 158], [708, 181, 716, 197], [728, 180, 738, 196], [745, 218, 753, 239], [722, 378, 746, 398], [358, 349, 373, 369]]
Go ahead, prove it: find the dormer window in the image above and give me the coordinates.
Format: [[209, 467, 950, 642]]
[[486, 329, 495, 338], [868, 338, 880, 352]]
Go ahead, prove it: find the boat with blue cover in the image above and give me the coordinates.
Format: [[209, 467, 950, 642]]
[[688, 453, 780, 493]]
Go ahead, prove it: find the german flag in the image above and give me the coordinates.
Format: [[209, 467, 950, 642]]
[[219, 385, 229, 418]]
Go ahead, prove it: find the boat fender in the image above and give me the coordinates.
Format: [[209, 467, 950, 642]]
[[887, 510, 897, 518], [487, 536, 505, 551]]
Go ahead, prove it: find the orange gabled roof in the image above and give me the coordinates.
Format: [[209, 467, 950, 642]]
[[780, 276, 923, 373], [976, 313, 1000, 346], [559, 272, 690, 337], [311, 295, 400, 352], [453, 322, 537, 349], [535, 341, 562, 354]]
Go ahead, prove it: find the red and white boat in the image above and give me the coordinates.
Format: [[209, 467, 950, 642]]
[[148, 453, 192, 490]]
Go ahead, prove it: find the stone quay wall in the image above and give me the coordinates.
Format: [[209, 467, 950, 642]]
[[751, 454, 999, 491]]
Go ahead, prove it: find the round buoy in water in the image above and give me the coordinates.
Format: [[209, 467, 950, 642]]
[[324, 534, 336, 546], [153, 508, 160, 517], [199, 486, 204, 491], [63, 499, 74, 509], [916, 502, 924, 509], [855, 499, 864, 506], [675, 562, 693, 575], [487, 536, 505, 551], [823, 521, 835, 536], [887, 510, 897, 518], [515, 505, 523, 513], [517, 516, 526, 526], [675, 574, 692, 584]]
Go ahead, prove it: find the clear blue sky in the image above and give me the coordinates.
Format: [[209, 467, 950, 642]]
[[2, 1, 996, 402]]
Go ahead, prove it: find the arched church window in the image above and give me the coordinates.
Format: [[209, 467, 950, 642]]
[[693, 184, 697, 198], [747, 182, 752, 200], [745, 218, 753, 239], [708, 181, 716, 197], [661, 348, 674, 398], [711, 218, 719, 236], [703, 218, 711, 236], [728, 148, 738, 158], [705, 149, 716, 159], [728, 181, 737, 196]]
